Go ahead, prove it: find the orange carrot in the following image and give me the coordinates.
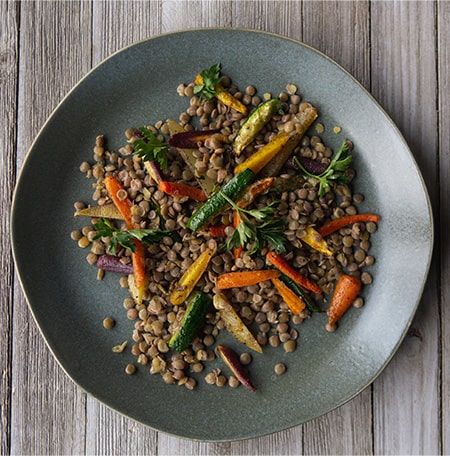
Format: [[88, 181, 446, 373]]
[[271, 277, 306, 314], [209, 225, 230, 237], [216, 270, 280, 290], [103, 175, 147, 302], [103, 175, 133, 226], [327, 274, 361, 328], [266, 251, 322, 295], [318, 214, 381, 237], [158, 181, 207, 202]]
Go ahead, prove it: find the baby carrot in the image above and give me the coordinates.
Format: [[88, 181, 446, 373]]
[[103, 175, 147, 303], [103, 175, 133, 226], [327, 274, 361, 329], [216, 270, 280, 290], [271, 277, 306, 314], [266, 251, 322, 295], [318, 214, 381, 237], [158, 181, 207, 202]]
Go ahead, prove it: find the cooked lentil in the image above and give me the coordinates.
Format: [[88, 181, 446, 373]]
[[72, 69, 379, 390]]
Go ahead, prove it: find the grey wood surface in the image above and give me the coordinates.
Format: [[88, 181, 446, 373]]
[[1, 1, 447, 454]]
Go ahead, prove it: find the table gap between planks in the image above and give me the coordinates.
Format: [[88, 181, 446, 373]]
[[1, 1, 447, 455]]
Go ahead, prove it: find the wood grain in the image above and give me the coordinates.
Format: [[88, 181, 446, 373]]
[[370, 2, 440, 455], [0, 2, 19, 455], [11, 2, 91, 454], [438, 1, 450, 455], [2, 0, 445, 454]]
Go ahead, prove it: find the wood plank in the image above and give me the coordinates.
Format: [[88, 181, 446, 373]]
[[0, 1, 19, 454], [10, 2, 92, 454], [86, 2, 162, 453], [370, 2, 440, 454], [301, 2, 372, 454], [161, 0, 232, 31], [438, 1, 450, 455]]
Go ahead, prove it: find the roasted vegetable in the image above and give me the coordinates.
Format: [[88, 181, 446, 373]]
[[169, 129, 221, 148], [259, 103, 318, 177], [166, 119, 217, 195], [271, 277, 306, 314], [233, 98, 282, 156], [234, 131, 292, 175], [170, 246, 216, 305], [213, 293, 262, 353], [74, 204, 123, 220], [169, 291, 212, 352], [158, 181, 207, 202], [216, 270, 280, 289], [318, 214, 381, 237], [266, 251, 322, 295], [300, 226, 333, 256], [194, 63, 248, 114], [216, 345, 257, 391], [327, 274, 361, 330], [186, 168, 255, 231]]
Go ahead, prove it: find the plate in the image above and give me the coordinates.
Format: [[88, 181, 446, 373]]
[[11, 29, 433, 441]]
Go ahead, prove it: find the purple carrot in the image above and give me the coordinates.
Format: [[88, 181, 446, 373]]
[[216, 345, 257, 392], [97, 255, 133, 274]]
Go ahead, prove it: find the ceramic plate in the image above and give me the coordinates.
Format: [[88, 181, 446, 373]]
[[11, 29, 433, 441]]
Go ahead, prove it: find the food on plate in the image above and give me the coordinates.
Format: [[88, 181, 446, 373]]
[[72, 63, 380, 390]]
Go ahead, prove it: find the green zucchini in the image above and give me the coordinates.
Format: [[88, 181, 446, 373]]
[[186, 168, 255, 231], [169, 291, 212, 352], [233, 98, 282, 156]]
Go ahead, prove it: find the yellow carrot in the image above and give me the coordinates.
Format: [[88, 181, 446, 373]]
[[301, 226, 333, 256], [170, 246, 216, 305], [234, 131, 292, 175], [194, 73, 248, 114]]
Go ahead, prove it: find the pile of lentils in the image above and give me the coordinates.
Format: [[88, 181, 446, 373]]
[[71, 74, 377, 390]]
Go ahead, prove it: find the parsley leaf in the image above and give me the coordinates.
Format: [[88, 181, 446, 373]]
[[193, 63, 222, 101], [93, 218, 172, 255], [222, 195, 287, 254], [294, 140, 353, 196], [132, 127, 169, 170]]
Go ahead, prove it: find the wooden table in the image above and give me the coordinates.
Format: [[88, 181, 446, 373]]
[[1, 1, 447, 454]]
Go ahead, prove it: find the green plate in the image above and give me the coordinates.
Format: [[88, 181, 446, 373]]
[[11, 29, 433, 441]]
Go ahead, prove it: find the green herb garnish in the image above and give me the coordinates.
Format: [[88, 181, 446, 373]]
[[93, 218, 172, 255], [221, 195, 287, 254], [132, 127, 169, 169], [193, 63, 222, 101], [294, 140, 353, 196]]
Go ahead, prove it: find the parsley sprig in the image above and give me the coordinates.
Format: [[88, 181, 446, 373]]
[[193, 63, 223, 101], [294, 140, 353, 196], [221, 194, 287, 254], [93, 218, 172, 255], [132, 127, 169, 170]]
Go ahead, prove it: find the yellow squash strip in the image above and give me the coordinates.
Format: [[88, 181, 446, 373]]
[[234, 131, 292, 175], [170, 246, 216, 305], [301, 226, 333, 256], [213, 293, 263, 353], [74, 204, 123, 220]]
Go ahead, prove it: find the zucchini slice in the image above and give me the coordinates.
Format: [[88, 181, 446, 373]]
[[169, 291, 212, 352]]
